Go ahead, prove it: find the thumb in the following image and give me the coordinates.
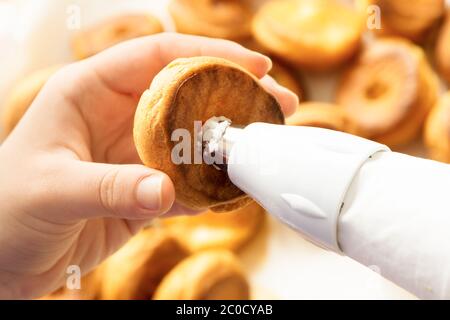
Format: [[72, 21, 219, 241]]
[[50, 161, 175, 221]]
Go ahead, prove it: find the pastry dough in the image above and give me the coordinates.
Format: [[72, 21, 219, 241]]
[[424, 92, 450, 163], [154, 250, 249, 300], [169, 0, 253, 40], [252, 0, 364, 71], [436, 10, 450, 84], [134, 56, 284, 211], [72, 14, 163, 60], [100, 228, 188, 300], [371, 0, 445, 42], [162, 201, 265, 253], [287, 102, 354, 133], [1, 66, 60, 136], [336, 38, 439, 148]]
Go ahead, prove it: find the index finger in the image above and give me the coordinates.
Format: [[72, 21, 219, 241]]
[[86, 33, 272, 96]]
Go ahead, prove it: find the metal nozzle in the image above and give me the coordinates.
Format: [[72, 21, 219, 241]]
[[202, 117, 244, 171]]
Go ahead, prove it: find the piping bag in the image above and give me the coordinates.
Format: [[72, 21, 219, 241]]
[[202, 117, 450, 299]]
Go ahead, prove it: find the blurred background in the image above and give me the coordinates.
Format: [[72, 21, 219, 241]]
[[1, 0, 450, 300]]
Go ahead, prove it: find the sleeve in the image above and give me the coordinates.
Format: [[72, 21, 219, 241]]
[[338, 151, 450, 299]]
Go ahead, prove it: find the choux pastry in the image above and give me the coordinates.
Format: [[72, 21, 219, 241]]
[[371, 0, 445, 42], [72, 14, 163, 60], [169, 0, 253, 40], [336, 38, 439, 148], [154, 250, 249, 300], [436, 10, 450, 84], [162, 201, 265, 253], [252, 0, 364, 71], [287, 102, 354, 133], [1, 66, 60, 136], [133, 56, 284, 212], [424, 92, 450, 163], [100, 228, 188, 300]]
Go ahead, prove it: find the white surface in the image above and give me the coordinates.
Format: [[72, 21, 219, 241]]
[[340, 152, 450, 299], [0, 0, 417, 299], [228, 124, 388, 252]]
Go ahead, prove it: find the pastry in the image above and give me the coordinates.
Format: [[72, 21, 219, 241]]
[[336, 38, 439, 148], [100, 228, 188, 300], [436, 10, 450, 84], [371, 0, 445, 42], [1, 66, 60, 136], [424, 92, 450, 163], [168, 0, 253, 40], [153, 250, 249, 300], [252, 0, 364, 71], [162, 201, 265, 253], [287, 102, 354, 133], [72, 14, 163, 60], [133, 56, 284, 211]]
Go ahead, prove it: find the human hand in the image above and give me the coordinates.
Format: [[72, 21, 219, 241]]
[[0, 33, 298, 299]]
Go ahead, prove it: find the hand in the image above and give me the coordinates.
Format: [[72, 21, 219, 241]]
[[0, 33, 298, 299]]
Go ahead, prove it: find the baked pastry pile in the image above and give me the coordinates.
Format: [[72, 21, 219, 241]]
[[425, 92, 450, 163], [45, 209, 261, 300], [371, 0, 445, 42], [169, 0, 253, 40], [1, 66, 61, 136], [252, 0, 364, 71], [72, 14, 163, 60], [134, 56, 284, 211], [336, 38, 439, 148], [436, 10, 450, 84], [287, 102, 355, 133]]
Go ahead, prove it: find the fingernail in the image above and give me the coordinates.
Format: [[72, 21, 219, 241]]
[[136, 175, 163, 211], [264, 56, 273, 71]]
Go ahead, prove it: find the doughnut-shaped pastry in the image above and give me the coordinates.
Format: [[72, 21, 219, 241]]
[[1, 66, 61, 136], [424, 92, 450, 163], [153, 250, 249, 300], [252, 0, 364, 71], [162, 201, 265, 253], [169, 0, 253, 40], [72, 14, 163, 60], [336, 38, 439, 148], [287, 102, 354, 133], [436, 10, 450, 84], [371, 0, 445, 42], [100, 228, 188, 300], [134, 56, 284, 211]]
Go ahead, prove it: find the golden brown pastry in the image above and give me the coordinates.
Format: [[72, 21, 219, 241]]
[[100, 228, 188, 300], [162, 201, 265, 253], [424, 92, 450, 163], [154, 250, 249, 300], [436, 10, 450, 84], [169, 0, 253, 40], [72, 14, 163, 60], [134, 56, 284, 211], [252, 0, 364, 71], [287, 102, 354, 133], [336, 38, 439, 148], [371, 0, 445, 42], [1, 66, 60, 136]]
